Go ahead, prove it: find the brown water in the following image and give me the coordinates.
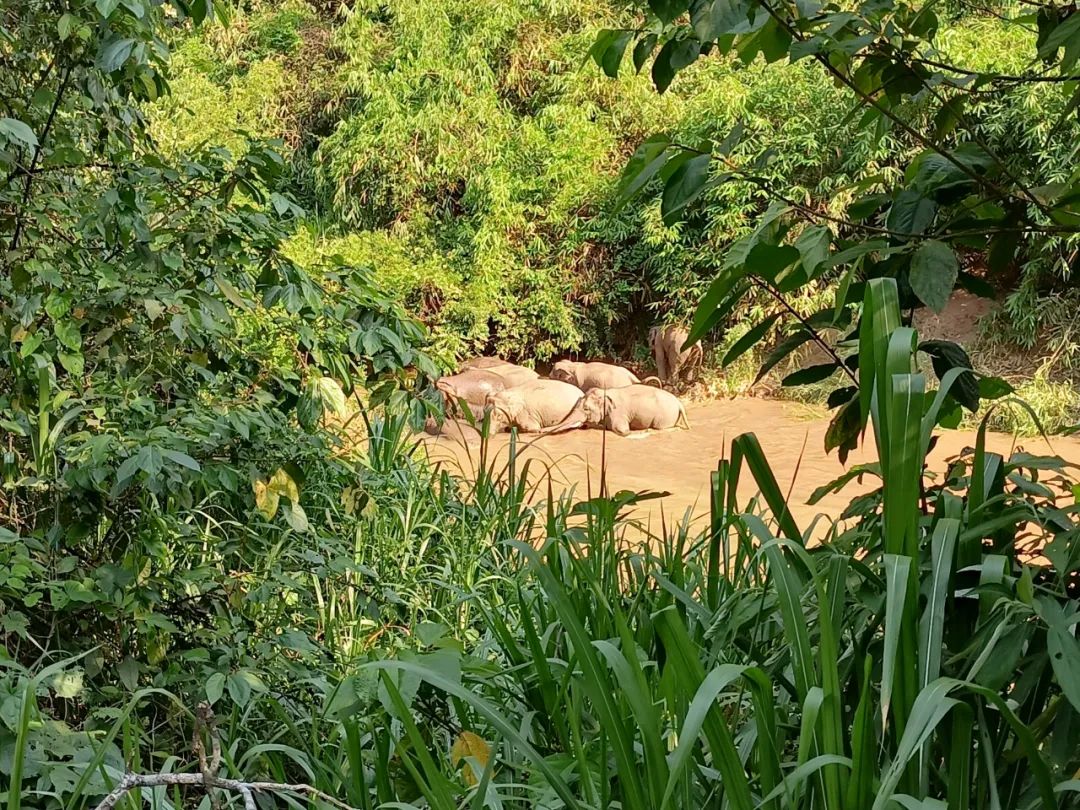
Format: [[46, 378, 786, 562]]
[[420, 398, 1080, 536]]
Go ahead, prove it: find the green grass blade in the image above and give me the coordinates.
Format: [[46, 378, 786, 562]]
[[521, 544, 649, 810], [377, 673, 457, 810], [732, 433, 802, 542], [654, 609, 756, 810], [859, 277, 902, 430], [881, 554, 914, 732], [872, 679, 960, 810], [846, 656, 876, 810], [919, 518, 959, 690], [946, 703, 973, 810]]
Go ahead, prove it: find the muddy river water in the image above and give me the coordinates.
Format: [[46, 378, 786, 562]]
[[421, 397, 1080, 537]]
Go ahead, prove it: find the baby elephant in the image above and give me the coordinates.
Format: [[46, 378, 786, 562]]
[[548, 384, 689, 435], [485, 379, 584, 433], [550, 359, 641, 391], [424, 416, 483, 444], [437, 370, 506, 418]]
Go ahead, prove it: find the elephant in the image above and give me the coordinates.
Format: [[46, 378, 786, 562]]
[[649, 325, 703, 385], [436, 369, 506, 418], [484, 379, 585, 433], [550, 359, 642, 391], [459, 358, 539, 388], [460, 356, 509, 370], [424, 416, 483, 444], [546, 384, 689, 435], [485, 362, 540, 388]]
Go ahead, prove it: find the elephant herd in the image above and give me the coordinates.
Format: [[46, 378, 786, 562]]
[[427, 354, 690, 440]]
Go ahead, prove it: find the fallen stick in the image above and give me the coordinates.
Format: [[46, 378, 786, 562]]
[[92, 703, 359, 810], [92, 772, 359, 810]]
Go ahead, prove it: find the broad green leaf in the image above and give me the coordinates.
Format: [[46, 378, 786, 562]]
[[0, 118, 38, 148], [652, 37, 700, 93], [661, 152, 712, 225], [649, 0, 690, 24], [616, 135, 671, 208], [602, 31, 633, 78], [909, 240, 957, 313], [227, 672, 252, 707], [686, 269, 747, 345], [887, 190, 936, 236], [795, 224, 832, 275], [98, 38, 135, 72], [205, 672, 226, 705], [782, 362, 838, 386], [723, 313, 779, 366], [316, 376, 348, 417], [919, 340, 978, 411], [116, 656, 139, 691], [283, 501, 310, 533], [745, 243, 800, 282]]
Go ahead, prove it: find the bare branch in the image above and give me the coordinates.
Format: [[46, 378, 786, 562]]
[[91, 773, 361, 810]]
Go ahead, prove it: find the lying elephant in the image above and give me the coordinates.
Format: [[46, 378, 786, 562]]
[[485, 379, 584, 433], [550, 359, 643, 391], [424, 416, 483, 444], [459, 357, 539, 388], [436, 369, 506, 418], [547, 384, 689, 435], [460, 356, 508, 370]]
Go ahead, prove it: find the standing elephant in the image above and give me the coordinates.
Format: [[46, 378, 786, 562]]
[[436, 369, 506, 418], [485, 379, 584, 433], [649, 325, 703, 385], [546, 384, 689, 435], [550, 360, 642, 391]]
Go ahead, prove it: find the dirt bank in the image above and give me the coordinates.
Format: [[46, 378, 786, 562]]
[[421, 398, 1080, 535]]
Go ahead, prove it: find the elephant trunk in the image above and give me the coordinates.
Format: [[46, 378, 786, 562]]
[[541, 401, 587, 434]]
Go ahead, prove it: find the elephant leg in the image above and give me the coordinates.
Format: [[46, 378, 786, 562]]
[[653, 335, 669, 381], [609, 417, 631, 436], [516, 414, 543, 433]]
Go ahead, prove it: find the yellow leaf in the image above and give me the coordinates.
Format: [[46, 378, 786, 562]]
[[450, 731, 491, 786], [51, 669, 84, 699], [253, 479, 279, 519], [267, 468, 300, 503]]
